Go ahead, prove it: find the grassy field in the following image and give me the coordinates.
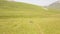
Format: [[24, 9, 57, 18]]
[[0, 17, 60, 34], [0, 10, 60, 34], [0, 0, 60, 34]]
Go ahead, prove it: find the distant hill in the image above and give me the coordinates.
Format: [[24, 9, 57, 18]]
[[47, 0, 60, 10]]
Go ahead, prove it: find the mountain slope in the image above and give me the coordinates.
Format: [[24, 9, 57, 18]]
[[48, 0, 60, 10]]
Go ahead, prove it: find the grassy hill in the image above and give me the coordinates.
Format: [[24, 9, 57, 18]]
[[0, 0, 60, 34], [0, 1, 46, 18]]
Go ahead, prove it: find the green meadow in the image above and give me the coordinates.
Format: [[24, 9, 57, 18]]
[[0, 0, 60, 34]]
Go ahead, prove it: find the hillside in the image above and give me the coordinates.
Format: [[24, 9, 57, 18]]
[[0, 1, 60, 18], [0, 0, 60, 34], [0, 0, 59, 18], [0, 1, 46, 18]]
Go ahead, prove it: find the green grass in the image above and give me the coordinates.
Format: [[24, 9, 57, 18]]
[[0, 17, 60, 34], [0, 0, 60, 34]]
